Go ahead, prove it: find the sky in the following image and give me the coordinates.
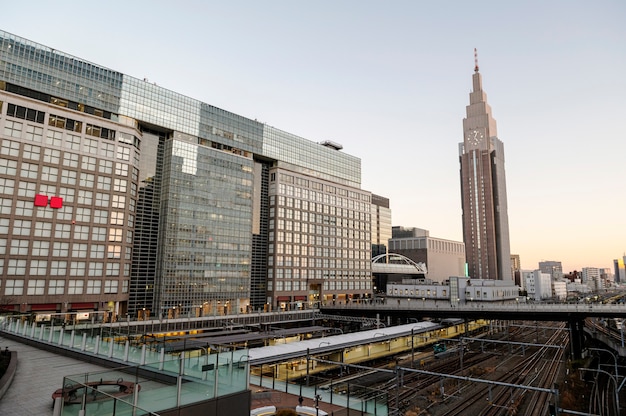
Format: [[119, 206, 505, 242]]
[[1, 1, 625, 273]]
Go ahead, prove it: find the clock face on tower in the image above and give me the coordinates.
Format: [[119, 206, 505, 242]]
[[467, 129, 484, 146]]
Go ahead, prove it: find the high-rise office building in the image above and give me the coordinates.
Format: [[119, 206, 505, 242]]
[[538, 260, 563, 280], [371, 194, 392, 258], [0, 30, 371, 318], [510, 254, 522, 287], [613, 256, 625, 284], [459, 52, 512, 281]]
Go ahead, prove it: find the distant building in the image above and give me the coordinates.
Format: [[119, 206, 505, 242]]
[[388, 227, 465, 284], [552, 280, 567, 300], [614, 257, 625, 284], [511, 254, 522, 288], [538, 261, 563, 280], [459, 55, 511, 281], [523, 270, 552, 301], [386, 276, 519, 304], [371, 194, 392, 258], [581, 267, 600, 286], [567, 279, 591, 296]]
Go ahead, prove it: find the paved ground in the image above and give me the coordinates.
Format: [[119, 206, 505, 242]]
[[0, 334, 114, 415]]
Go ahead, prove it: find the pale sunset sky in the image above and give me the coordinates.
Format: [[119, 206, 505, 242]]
[[2, 0, 624, 273]]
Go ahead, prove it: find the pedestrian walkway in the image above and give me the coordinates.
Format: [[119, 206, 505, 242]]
[[0, 334, 115, 415]]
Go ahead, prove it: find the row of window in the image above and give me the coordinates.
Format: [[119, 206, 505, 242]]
[[1, 259, 128, 276], [2, 126, 136, 166], [1, 278, 127, 295], [0, 178, 138, 208], [1, 237, 129, 255], [268, 279, 370, 292], [274, 184, 371, 212], [6, 103, 45, 124], [269, 266, 370, 279]]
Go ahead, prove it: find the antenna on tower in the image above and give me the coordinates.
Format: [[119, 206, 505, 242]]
[[474, 48, 479, 72]]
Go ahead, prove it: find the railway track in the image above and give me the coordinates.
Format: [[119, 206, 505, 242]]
[[435, 322, 567, 416]]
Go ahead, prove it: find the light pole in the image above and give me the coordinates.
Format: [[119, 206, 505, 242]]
[[315, 394, 322, 416]]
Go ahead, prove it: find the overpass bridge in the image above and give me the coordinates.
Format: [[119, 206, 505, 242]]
[[320, 300, 626, 358]]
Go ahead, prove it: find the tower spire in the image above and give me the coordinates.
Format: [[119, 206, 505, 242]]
[[474, 48, 479, 73]]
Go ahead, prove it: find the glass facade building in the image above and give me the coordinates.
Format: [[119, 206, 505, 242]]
[[0, 30, 371, 318]]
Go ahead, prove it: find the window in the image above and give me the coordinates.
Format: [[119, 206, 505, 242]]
[[86, 280, 101, 294], [1, 139, 20, 157], [110, 211, 124, 225], [108, 229, 123, 242], [48, 279, 65, 294], [113, 178, 127, 193], [107, 245, 121, 258], [68, 279, 84, 294], [54, 223, 71, 239], [7, 260, 26, 275], [116, 147, 131, 161], [57, 205, 73, 221], [0, 218, 9, 234], [0, 178, 15, 195], [111, 195, 125, 209], [63, 152, 79, 168], [100, 141, 115, 158], [50, 260, 67, 276], [52, 242, 69, 257], [122, 280, 129, 293], [72, 243, 88, 258], [79, 172, 95, 188], [34, 222, 52, 238], [81, 156, 97, 171], [104, 280, 118, 293], [30, 260, 47, 275], [21, 162, 39, 179], [41, 166, 58, 182], [115, 162, 129, 176], [88, 263, 103, 277], [95, 193, 110, 207], [43, 148, 61, 164], [4, 279, 24, 295], [27, 279, 46, 295], [12, 220, 31, 236], [83, 138, 98, 154], [59, 187, 75, 204], [23, 144, 41, 161], [9, 240, 29, 255], [98, 159, 113, 174], [65, 134, 81, 150], [91, 245, 105, 259], [3, 121, 23, 139], [0, 159, 17, 175], [25, 125, 43, 142], [75, 207, 91, 222], [97, 176, 111, 190], [14, 200, 33, 217], [60, 169, 77, 185], [106, 263, 120, 276], [32, 241, 49, 256], [70, 261, 86, 276], [46, 129, 63, 146], [0, 199, 7, 216], [93, 210, 108, 224], [73, 225, 89, 240], [92, 227, 107, 241]]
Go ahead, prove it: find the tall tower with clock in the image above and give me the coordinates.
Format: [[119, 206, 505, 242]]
[[459, 51, 512, 281]]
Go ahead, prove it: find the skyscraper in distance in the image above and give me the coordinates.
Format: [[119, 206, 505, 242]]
[[459, 50, 512, 281]]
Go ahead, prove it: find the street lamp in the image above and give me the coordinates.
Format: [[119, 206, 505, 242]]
[[315, 394, 322, 416]]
